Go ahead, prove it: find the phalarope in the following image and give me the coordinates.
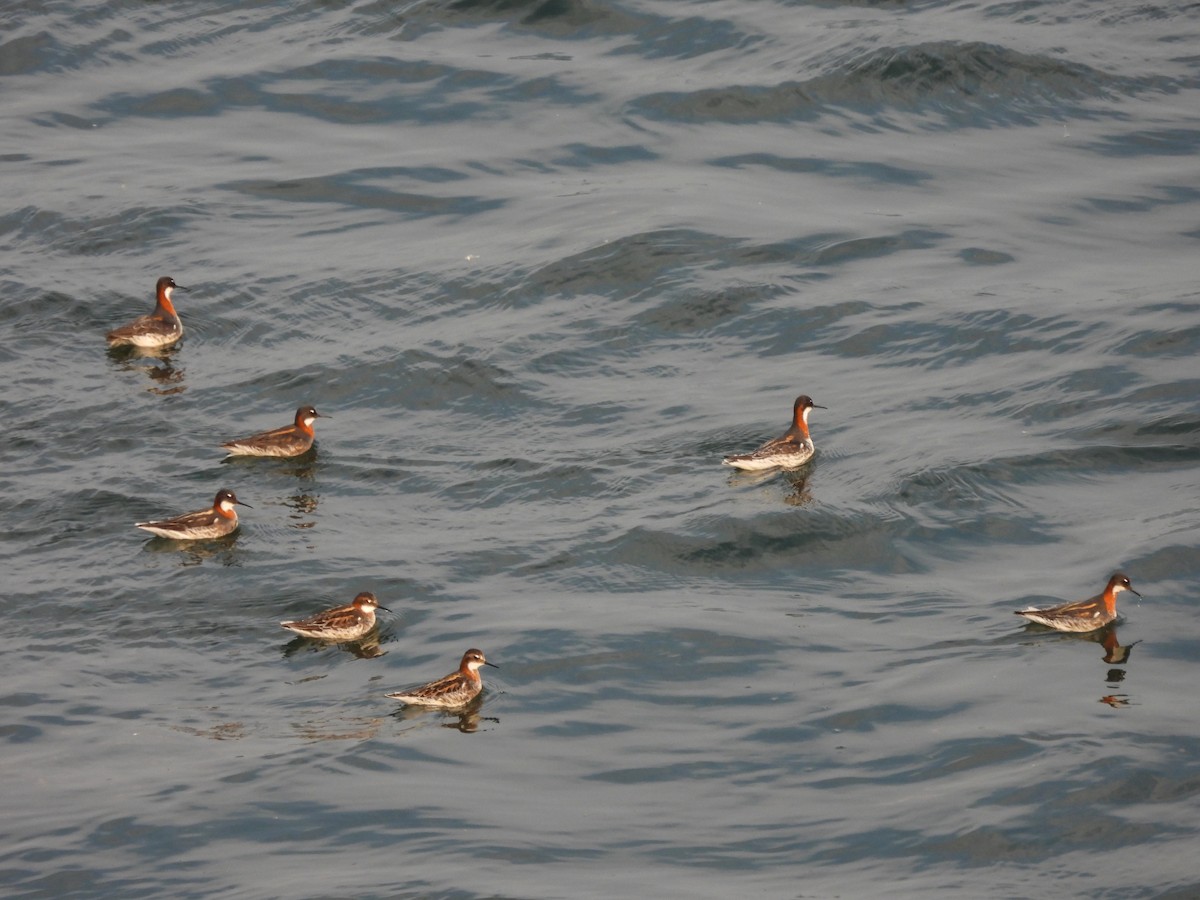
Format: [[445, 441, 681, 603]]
[[1014, 573, 1140, 632], [221, 405, 326, 458], [723, 394, 826, 471], [385, 649, 498, 708], [106, 276, 190, 349], [134, 488, 249, 540], [281, 591, 390, 642]]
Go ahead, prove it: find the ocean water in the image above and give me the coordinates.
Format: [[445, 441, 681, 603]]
[[2, 0, 1199, 897]]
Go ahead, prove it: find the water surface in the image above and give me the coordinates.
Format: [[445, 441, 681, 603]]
[[2, 0, 1199, 897]]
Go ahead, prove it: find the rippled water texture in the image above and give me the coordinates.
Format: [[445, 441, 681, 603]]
[[2, 0, 1199, 897]]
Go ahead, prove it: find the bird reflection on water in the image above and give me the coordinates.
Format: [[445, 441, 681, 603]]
[[282, 630, 388, 660], [140, 531, 241, 568], [726, 466, 815, 507], [390, 694, 499, 734], [1029, 624, 1140, 708], [108, 346, 186, 396]]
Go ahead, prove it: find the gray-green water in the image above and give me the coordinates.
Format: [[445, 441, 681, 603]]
[[3, 0, 1199, 897]]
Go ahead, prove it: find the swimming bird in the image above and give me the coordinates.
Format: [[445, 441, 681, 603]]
[[221, 405, 326, 458], [723, 394, 826, 471], [385, 649, 498, 708], [1014, 573, 1141, 632], [134, 488, 249, 540], [280, 592, 389, 642], [106, 276, 190, 349]]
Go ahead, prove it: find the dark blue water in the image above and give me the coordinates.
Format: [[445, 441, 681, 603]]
[[2, 0, 1199, 897]]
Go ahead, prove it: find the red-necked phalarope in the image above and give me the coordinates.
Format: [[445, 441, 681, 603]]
[[1014, 573, 1141, 632], [106, 276, 190, 349], [280, 591, 390, 642], [134, 488, 249, 540], [221, 405, 326, 458], [723, 394, 826, 471], [385, 649, 498, 708]]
